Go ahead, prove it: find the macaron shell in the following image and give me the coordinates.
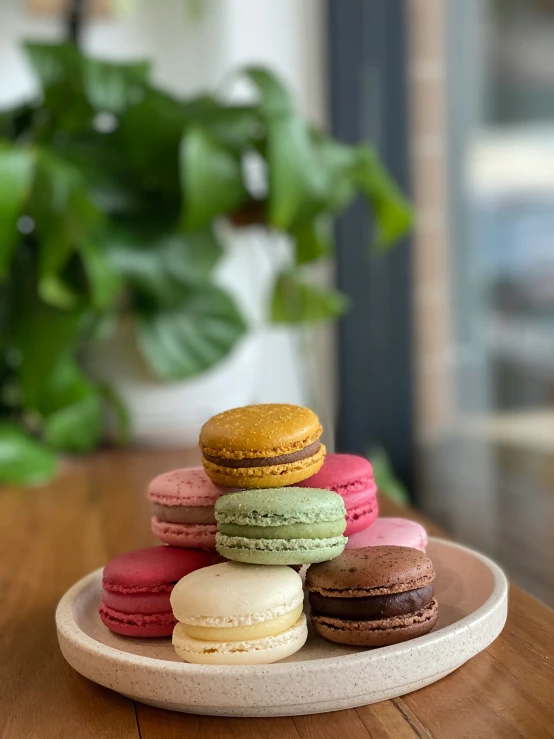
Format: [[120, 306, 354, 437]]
[[311, 598, 439, 647], [297, 453, 374, 491], [147, 467, 226, 507], [151, 517, 217, 550], [102, 546, 214, 590], [99, 604, 176, 638], [345, 493, 378, 536], [202, 445, 325, 488], [306, 546, 435, 595], [215, 486, 346, 525], [199, 404, 322, 457], [346, 517, 428, 550], [215, 538, 346, 566], [172, 614, 307, 665], [170, 562, 303, 626]]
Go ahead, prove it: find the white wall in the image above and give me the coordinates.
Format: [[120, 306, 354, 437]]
[[0, 0, 333, 429]]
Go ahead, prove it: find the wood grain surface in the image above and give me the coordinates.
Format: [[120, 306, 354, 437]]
[[1, 448, 553, 739]]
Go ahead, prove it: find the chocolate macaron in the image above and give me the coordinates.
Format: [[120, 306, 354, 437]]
[[200, 404, 325, 488], [306, 546, 438, 647]]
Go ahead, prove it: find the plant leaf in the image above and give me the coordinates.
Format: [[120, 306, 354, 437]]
[[0, 422, 56, 485], [80, 240, 122, 310], [43, 393, 102, 452], [241, 67, 293, 117], [104, 222, 222, 306], [265, 116, 315, 229], [0, 101, 37, 140], [294, 218, 331, 265], [354, 145, 412, 251], [310, 133, 358, 213], [23, 41, 81, 90], [271, 271, 348, 324], [28, 149, 101, 305], [180, 126, 247, 231], [82, 58, 150, 113], [23, 42, 91, 134], [182, 98, 259, 151], [53, 137, 141, 214], [369, 446, 409, 506], [36, 358, 103, 453], [242, 68, 318, 229], [117, 88, 184, 197], [38, 274, 79, 309], [162, 228, 223, 286], [11, 255, 83, 410], [0, 142, 34, 277], [137, 285, 247, 380]]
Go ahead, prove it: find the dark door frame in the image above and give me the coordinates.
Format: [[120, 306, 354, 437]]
[[328, 0, 415, 493]]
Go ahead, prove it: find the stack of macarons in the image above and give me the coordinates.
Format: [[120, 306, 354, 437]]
[[98, 402, 437, 665]]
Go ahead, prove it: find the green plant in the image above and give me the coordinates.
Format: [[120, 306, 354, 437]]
[[0, 42, 411, 485], [369, 447, 410, 506]]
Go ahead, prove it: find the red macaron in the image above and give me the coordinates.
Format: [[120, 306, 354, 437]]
[[99, 546, 214, 637], [297, 453, 378, 536]]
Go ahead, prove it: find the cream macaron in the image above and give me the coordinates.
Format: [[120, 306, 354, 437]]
[[170, 562, 307, 665]]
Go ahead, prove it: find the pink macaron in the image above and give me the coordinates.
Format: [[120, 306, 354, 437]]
[[346, 517, 428, 551], [148, 467, 231, 550], [99, 546, 214, 637], [297, 453, 378, 535]]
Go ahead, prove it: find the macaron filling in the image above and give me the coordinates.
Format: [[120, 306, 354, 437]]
[[152, 503, 216, 525], [218, 519, 346, 539], [180, 604, 304, 642], [203, 441, 321, 468], [309, 583, 435, 620], [101, 588, 173, 614]]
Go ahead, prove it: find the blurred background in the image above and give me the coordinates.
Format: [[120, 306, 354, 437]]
[[1, 0, 553, 607]]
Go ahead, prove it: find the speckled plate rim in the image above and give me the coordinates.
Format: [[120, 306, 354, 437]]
[[56, 538, 509, 715]]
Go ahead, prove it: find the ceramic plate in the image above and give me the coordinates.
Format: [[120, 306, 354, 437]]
[[56, 538, 508, 717]]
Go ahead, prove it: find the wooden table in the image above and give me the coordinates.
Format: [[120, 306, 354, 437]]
[[2, 448, 553, 739]]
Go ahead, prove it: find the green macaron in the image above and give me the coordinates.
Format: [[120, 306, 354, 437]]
[[215, 487, 347, 565]]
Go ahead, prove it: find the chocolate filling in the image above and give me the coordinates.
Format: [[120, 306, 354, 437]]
[[203, 441, 321, 468], [309, 583, 435, 621], [151, 503, 216, 525]]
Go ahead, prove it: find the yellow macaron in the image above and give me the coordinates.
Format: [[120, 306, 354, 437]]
[[199, 403, 325, 488]]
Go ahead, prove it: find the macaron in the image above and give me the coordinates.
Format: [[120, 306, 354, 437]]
[[99, 546, 214, 637], [148, 467, 230, 550], [297, 453, 378, 535], [215, 487, 347, 565], [346, 517, 428, 551], [306, 546, 438, 647], [200, 403, 326, 488], [171, 561, 307, 664]]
